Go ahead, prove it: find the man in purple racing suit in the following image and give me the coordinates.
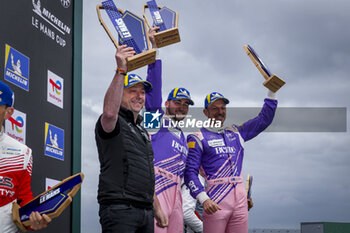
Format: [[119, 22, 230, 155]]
[[145, 27, 195, 233], [184, 90, 278, 233]]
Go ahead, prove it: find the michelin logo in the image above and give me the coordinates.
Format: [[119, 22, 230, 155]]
[[44, 123, 64, 160], [31, 0, 70, 47], [4, 44, 30, 91]]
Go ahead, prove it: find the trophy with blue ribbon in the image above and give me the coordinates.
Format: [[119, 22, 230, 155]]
[[12, 173, 84, 232], [243, 45, 285, 92], [97, 0, 156, 71], [143, 0, 180, 48]]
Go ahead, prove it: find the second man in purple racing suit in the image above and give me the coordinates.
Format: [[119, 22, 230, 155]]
[[184, 91, 277, 233], [145, 48, 194, 232]]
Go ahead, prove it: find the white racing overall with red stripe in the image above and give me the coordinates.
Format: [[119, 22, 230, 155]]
[[0, 130, 33, 233]]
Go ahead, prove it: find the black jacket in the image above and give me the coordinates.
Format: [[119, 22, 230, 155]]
[[95, 107, 155, 208]]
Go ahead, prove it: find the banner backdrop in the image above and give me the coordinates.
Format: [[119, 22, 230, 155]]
[[0, 0, 82, 232]]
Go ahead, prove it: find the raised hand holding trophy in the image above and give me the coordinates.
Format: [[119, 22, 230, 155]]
[[143, 0, 180, 48], [97, 0, 156, 71], [243, 45, 285, 92], [12, 173, 84, 232]]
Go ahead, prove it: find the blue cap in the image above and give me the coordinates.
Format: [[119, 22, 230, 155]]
[[204, 92, 229, 108], [124, 74, 152, 92], [167, 87, 194, 105], [0, 81, 14, 107]]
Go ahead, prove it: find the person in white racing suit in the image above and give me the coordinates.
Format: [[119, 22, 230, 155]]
[[0, 81, 51, 233]]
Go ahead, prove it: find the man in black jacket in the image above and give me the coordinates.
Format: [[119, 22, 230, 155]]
[[95, 45, 167, 233]]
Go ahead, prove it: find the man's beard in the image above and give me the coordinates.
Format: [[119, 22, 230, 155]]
[[167, 108, 186, 122]]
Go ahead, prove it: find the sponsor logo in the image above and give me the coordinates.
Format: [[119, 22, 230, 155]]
[[20, 215, 29, 221], [208, 139, 225, 147], [39, 188, 61, 204], [8, 116, 24, 133], [143, 111, 221, 130], [172, 140, 188, 155], [0, 176, 13, 188], [115, 18, 132, 39], [47, 70, 64, 108], [0, 189, 15, 197], [45, 177, 60, 190], [5, 109, 27, 144], [143, 110, 162, 129], [226, 131, 236, 141], [188, 180, 199, 192], [4, 44, 30, 91], [0, 147, 22, 156], [44, 123, 64, 160], [213, 179, 224, 184], [31, 0, 70, 47], [153, 11, 164, 25], [214, 146, 236, 155], [60, 0, 71, 8]]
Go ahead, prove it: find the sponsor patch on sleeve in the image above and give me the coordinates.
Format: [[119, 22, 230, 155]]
[[188, 141, 196, 149]]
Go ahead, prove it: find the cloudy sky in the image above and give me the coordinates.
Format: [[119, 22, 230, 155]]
[[81, 0, 350, 232]]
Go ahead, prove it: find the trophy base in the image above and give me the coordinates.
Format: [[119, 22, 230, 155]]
[[12, 203, 28, 232], [126, 48, 157, 71], [263, 74, 285, 93], [155, 28, 181, 48]]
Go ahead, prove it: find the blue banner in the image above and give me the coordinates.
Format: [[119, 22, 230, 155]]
[[147, 0, 166, 31], [102, 0, 141, 54]]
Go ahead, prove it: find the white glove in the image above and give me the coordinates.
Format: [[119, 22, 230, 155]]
[[267, 89, 277, 99]]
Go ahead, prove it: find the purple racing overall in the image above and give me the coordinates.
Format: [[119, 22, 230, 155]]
[[146, 60, 187, 233], [184, 98, 277, 233]]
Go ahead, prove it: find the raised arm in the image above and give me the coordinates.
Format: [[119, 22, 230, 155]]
[[145, 61, 163, 113], [100, 45, 135, 133], [238, 90, 278, 141], [145, 27, 164, 113]]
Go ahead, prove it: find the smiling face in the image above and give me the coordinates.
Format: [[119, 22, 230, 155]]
[[203, 99, 226, 126], [165, 99, 190, 122], [121, 83, 146, 115]]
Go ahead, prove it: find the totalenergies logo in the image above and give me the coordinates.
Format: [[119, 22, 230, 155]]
[[49, 78, 62, 95], [8, 116, 24, 133]]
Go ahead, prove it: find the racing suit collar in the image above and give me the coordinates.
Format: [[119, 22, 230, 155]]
[[162, 115, 181, 130], [204, 125, 225, 134], [162, 115, 183, 138]]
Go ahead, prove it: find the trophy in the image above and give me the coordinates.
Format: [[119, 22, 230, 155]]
[[246, 174, 253, 211], [97, 0, 156, 71], [243, 45, 285, 92], [12, 173, 84, 232], [143, 0, 180, 48]]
